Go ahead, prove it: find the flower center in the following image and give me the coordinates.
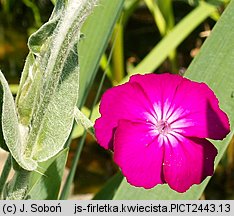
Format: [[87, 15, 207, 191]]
[[156, 120, 171, 135]]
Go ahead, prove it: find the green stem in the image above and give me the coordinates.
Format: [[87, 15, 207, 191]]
[[0, 154, 12, 198], [112, 21, 125, 83], [59, 132, 87, 199], [23, 0, 42, 27], [5, 168, 31, 200]]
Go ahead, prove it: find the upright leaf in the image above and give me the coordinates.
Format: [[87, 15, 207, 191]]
[[120, 2, 217, 84], [26, 0, 99, 164], [2, 0, 99, 171], [0, 70, 36, 170], [0, 78, 8, 151], [93, 172, 123, 200], [78, 0, 124, 106]]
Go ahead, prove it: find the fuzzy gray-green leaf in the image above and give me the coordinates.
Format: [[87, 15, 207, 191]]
[[3, 0, 99, 171], [0, 76, 9, 151], [16, 53, 42, 126], [28, 19, 60, 55], [28, 0, 64, 55], [0, 70, 37, 170], [30, 48, 79, 161]]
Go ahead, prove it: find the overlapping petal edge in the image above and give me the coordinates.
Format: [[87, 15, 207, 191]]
[[94, 73, 230, 193]]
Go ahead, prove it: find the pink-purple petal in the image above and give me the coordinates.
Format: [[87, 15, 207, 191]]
[[94, 82, 153, 150], [94, 73, 230, 193], [114, 120, 165, 188], [168, 79, 230, 140], [163, 135, 217, 192], [130, 73, 230, 140], [130, 73, 184, 121]]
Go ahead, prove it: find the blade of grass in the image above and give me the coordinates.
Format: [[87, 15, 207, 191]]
[[112, 18, 125, 83], [120, 2, 217, 84], [144, 0, 166, 35], [100, 54, 113, 81], [23, 0, 42, 27], [93, 172, 123, 200], [122, 0, 140, 26], [157, 0, 177, 72], [74, 106, 94, 138], [78, 0, 124, 107], [157, 0, 175, 33], [59, 132, 87, 200], [71, 106, 94, 139]]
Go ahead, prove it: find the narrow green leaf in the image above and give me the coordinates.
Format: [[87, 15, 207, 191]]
[[121, 2, 217, 84], [122, 0, 140, 26], [27, 148, 69, 200], [74, 106, 95, 138], [113, 0, 234, 199], [78, 0, 124, 107], [144, 0, 167, 35], [93, 172, 123, 200], [157, 0, 175, 32]]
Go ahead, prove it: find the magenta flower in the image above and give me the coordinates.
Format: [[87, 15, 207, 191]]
[[94, 73, 230, 193]]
